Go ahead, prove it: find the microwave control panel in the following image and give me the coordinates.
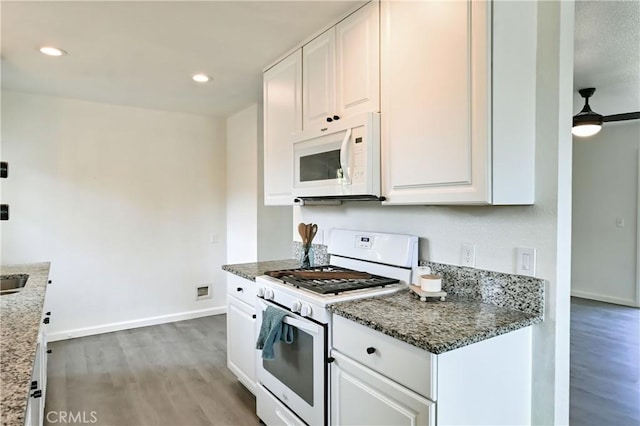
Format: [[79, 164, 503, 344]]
[[351, 124, 366, 184]]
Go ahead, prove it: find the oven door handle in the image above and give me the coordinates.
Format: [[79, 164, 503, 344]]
[[282, 316, 320, 335], [257, 299, 321, 335]]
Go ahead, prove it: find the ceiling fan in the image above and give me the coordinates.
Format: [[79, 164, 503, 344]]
[[572, 88, 640, 137]]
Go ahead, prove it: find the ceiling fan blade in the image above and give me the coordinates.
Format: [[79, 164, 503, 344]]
[[603, 112, 640, 122]]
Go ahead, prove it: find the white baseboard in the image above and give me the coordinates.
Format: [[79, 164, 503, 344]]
[[571, 290, 639, 308], [47, 306, 227, 342]]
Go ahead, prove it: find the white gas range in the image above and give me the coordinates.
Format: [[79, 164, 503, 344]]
[[254, 229, 419, 426]]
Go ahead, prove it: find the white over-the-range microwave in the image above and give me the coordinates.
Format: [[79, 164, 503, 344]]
[[292, 112, 381, 203]]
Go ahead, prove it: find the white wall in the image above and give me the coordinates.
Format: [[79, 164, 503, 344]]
[[294, 2, 574, 423], [1, 90, 227, 339], [226, 104, 291, 264], [226, 105, 259, 263], [256, 112, 293, 262], [572, 121, 640, 306]]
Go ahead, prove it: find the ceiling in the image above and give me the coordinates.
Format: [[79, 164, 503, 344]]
[[1, 1, 361, 117], [2, 1, 638, 119], [573, 0, 640, 116]]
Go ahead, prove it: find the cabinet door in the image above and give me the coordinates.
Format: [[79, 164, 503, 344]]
[[381, 0, 490, 205], [227, 296, 257, 394], [38, 327, 47, 422], [336, 1, 380, 118], [26, 342, 43, 426], [331, 351, 435, 426], [303, 28, 336, 131], [264, 50, 302, 206]]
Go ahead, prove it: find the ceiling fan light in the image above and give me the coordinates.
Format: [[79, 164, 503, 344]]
[[572, 123, 602, 137], [572, 97, 603, 138], [39, 46, 67, 56], [192, 73, 210, 83]]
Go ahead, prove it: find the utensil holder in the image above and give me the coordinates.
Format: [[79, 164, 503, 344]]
[[300, 245, 314, 268]]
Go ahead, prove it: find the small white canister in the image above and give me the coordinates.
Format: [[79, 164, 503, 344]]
[[420, 274, 442, 292], [413, 266, 431, 285]]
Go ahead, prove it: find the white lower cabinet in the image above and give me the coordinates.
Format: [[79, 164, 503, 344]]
[[226, 274, 258, 394], [331, 315, 533, 426], [331, 351, 435, 426], [25, 343, 43, 426], [25, 315, 49, 426]]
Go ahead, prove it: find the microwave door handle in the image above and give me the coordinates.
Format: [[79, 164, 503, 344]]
[[339, 128, 352, 183]]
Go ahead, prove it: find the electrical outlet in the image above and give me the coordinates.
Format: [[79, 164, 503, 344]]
[[461, 243, 476, 267], [516, 248, 536, 277]]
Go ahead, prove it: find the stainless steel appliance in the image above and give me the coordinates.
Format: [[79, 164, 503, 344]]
[[255, 229, 418, 426], [292, 112, 382, 202]]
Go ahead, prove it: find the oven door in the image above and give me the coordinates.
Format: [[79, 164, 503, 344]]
[[255, 297, 327, 426]]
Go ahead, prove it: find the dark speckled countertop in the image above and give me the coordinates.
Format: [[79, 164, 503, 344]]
[[329, 290, 541, 355], [1, 262, 50, 426], [222, 259, 307, 281], [223, 258, 542, 355]]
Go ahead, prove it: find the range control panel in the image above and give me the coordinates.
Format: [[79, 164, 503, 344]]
[[355, 235, 373, 249]]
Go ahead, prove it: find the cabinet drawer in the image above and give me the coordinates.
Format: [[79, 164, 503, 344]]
[[226, 273, 258, 306], [331, 351, 435, 426], [257, 384, 306, 426], [332, 314, 436, 400]]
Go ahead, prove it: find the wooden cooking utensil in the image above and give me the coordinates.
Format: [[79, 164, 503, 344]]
[[298, 222, 307, 246], [309, 224, 318, 244], [305, 223, 312, 246]]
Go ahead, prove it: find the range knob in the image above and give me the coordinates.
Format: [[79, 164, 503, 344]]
[[291, 301, 302, 313], [257, 287, 265, 297], [264, 288, 275, 300], [300, 304, 312, 317]]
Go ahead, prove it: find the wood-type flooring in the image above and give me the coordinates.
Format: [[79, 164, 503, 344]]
[[45, 298, 640, 425], [570, 297, 640, 426], [45, 315, 258, 426]]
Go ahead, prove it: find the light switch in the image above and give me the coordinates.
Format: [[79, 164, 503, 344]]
[[516, 247, 536, 277]]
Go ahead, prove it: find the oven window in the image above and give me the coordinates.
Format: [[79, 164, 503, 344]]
[[263, 328, 314, 405], [300, 150, 341, 182]]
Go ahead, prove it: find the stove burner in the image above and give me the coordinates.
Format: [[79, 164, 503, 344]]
[[265, 266, 400, 295]]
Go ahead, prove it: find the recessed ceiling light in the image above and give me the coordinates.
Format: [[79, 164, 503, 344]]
[[39, 46, 67, 57], [192, 74, 211, 83]]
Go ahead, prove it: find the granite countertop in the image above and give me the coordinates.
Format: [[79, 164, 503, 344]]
[[329, 290, 542, 355], [222, 259, 306, 281], [1, 262, 51, 426]]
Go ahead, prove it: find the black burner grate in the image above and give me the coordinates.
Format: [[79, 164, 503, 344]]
[[265, 266, 399, 295]]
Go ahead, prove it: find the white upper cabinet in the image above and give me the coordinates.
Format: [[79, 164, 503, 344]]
[[303, 1, 380, 131], [303, 29, 336, 132], [381, 0, 536, 205], [263, 49, 302, 206], [335, 2, 380, 120]]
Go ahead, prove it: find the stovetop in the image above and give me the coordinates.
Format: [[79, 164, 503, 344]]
[[265, 266, 399, 295]]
